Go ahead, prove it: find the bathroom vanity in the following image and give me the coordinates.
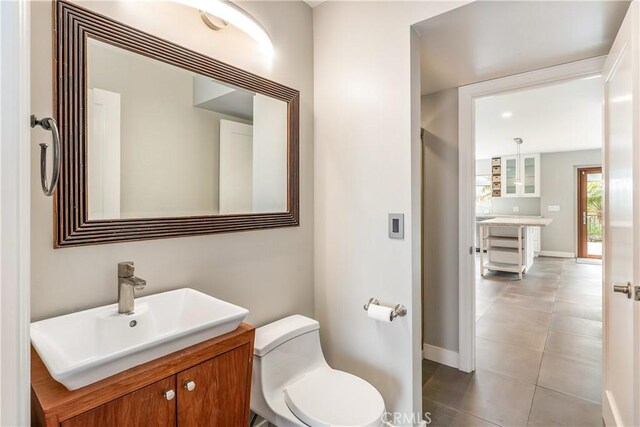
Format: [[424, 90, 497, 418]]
[[31, 324, 255, 427]]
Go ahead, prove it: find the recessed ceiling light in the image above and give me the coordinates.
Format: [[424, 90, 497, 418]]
[[501, 111, 512, 118]]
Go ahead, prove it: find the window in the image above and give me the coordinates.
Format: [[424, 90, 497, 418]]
[[476, 175, 492, 214]]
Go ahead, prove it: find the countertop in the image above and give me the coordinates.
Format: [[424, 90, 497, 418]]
[[475, 214, 543, 219], [477, 217, 553, 227]]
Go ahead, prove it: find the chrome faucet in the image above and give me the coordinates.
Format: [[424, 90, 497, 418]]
[[117, 261, 146, 314]]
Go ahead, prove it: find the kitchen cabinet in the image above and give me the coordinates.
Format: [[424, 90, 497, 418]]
[[32, 324, 255, 427], [531, 226, 541, 255], [501, 154, 541, 197]]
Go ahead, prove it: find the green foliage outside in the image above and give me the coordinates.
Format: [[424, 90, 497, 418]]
[[587, 180, 603, 242]]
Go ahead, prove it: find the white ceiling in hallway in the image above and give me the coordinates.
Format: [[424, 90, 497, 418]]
[[415, 1, 630, 95], [475, 76, 603, 159]]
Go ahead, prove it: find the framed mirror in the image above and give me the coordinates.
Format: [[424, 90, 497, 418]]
[[54, 1, 299, 247]]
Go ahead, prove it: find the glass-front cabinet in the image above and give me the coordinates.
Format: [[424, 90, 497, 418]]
[[501, 154, 540, 197], [503, 157, 518, 196]]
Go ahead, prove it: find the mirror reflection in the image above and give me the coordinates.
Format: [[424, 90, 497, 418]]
[[86, 38, 288, 220]]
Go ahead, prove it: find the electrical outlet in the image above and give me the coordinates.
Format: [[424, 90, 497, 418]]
[[548, 205, 561, 212], [512, 206, 520, 213]]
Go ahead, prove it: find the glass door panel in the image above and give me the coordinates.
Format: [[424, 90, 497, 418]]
[[578, 167, 603, 259], [504, 158, 517, 195], [523, 156, 536, 195]]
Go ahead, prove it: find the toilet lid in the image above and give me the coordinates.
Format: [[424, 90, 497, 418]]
[[283, 368, 385, 427]]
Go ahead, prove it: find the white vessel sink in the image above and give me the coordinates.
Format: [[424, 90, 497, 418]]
[[30, 288, 249, 390]]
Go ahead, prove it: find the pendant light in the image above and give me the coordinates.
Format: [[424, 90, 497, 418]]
[[513, 138, 523, 186]]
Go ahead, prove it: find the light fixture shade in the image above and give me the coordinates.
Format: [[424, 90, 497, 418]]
[[513, 137, 523, 185], [176, 0, 274, 57]]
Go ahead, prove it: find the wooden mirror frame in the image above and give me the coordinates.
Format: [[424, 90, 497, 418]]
[[53, 1, 299, 248]]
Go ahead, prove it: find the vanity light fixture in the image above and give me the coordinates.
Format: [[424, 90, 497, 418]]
[[176, 0, 274, 56], [513, 137, 524, 186], [199, 10, 229, 31], [501, 111, 513, 118]]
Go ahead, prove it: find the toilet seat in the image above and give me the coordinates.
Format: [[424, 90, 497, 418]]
[[283, 367, 385, 427]]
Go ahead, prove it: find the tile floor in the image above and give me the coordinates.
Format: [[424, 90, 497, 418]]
[[423, 256, 603, 427]]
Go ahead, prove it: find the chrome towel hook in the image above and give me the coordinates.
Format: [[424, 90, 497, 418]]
[[31, 114, 61, 197]]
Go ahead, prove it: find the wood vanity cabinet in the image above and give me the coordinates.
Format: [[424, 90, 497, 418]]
[[31, 324, 255, 427]]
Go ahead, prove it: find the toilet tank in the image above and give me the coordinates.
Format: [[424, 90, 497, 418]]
[[253, 315, 329, 392]]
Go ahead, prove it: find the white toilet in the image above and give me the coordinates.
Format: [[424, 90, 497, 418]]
[[250, 315, 386, 427]]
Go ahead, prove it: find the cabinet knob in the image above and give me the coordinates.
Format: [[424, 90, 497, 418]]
[[163, 389, 175, 401], [183, 379, 196, 392]]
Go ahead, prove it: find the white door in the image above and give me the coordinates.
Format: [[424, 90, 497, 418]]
[[219, 120, 253, 214], [88, 88, 121, 219], [602, 2, 640, 426]]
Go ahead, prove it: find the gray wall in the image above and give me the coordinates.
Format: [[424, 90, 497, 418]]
[[540, 149, 602, 255], [422, 89, 459, 353], [30, 0, 314, 324]]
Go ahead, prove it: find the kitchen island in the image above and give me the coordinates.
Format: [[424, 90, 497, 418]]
[[477, 217, 553, 280]]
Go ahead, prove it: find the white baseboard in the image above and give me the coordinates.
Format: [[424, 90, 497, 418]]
[[422, 343, 459, 369], [576, 258, 602, 265], [538, 250, 575, 258]]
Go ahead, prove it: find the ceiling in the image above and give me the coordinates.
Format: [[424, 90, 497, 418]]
[[475, 76, 603, 159], [415, 1, 630, 95]]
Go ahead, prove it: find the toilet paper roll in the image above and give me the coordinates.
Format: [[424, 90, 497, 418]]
[[367, 304, 393, 322]]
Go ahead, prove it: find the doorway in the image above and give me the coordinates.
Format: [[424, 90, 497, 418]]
[[577, 167, 603, 259]]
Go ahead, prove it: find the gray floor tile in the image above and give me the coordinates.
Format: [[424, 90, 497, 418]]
[[504, 285, 557, 302], [537, 353, 601, 403], [423, 398, 459, 426], [476, 315, 549, 351], [423, 398, 499, 427], [423, 364, 475, 409], [477, 281, 510, 301], [451, 411, 500, 427], [544, 330, 602, 364], [557, 282, 602, 297], [555, 291, 601, 307], [553, 301, 602, 322], [424, 256, 604, 426], [481, 303, 552, 329], [476, 337, 543, 384], [497, 293, 555, 314], [423, 358, 441, 385], [527, 387, 602, 427], [476, 297, 495, 321], [458, 369, 536, 427], [549, 314, 602, 339]]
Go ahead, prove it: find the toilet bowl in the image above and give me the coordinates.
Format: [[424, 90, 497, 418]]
[[250, 315, 386, 427]]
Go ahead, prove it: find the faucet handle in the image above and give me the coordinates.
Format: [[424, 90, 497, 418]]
[[118, 261, 135, 278]]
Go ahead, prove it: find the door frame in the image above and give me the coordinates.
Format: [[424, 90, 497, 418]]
[[0, 0, 31, 424], [577, 166, 603, 259], [457, 56, 605, 372]]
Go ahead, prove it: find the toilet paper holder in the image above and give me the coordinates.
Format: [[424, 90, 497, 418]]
[[363, 298, 407, 321]]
